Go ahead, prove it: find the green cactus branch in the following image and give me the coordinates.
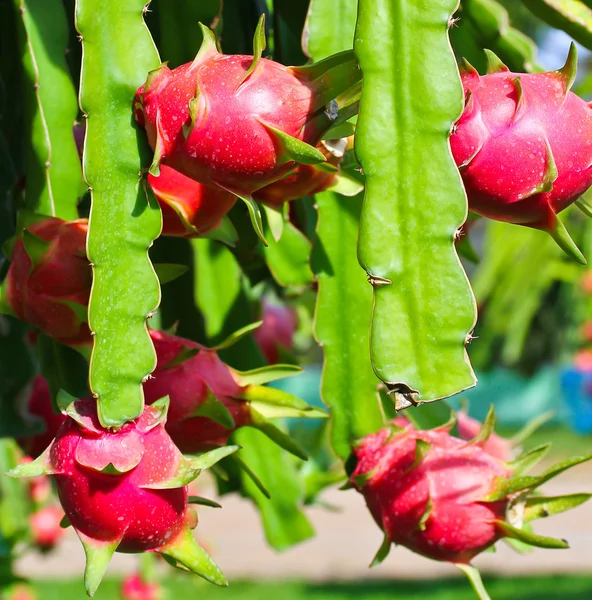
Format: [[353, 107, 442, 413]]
[[14, 0, 81, 220], [76, 0, 162, 427], [354, 0, 477, 407]]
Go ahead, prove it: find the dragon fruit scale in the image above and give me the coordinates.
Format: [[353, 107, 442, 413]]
[[8, 397, 233, 597], [450, 45, 592, 263], [351, 414, 592, 567], [5, 217, 92, 345], [134, 16, 361, 237]]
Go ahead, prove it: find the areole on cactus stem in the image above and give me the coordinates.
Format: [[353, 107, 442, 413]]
[[451, 44, 592, 263], [134, 14, 362, 244]]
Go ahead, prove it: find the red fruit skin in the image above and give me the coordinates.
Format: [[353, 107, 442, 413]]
[[120, 573, 161, 600], [352, 423, 509, 564], [29, 505, 64, 550], [450, 68, 592, 229], [136, 55, 325, 195], [145, 330, 250, 452], [50, 399, 190, 553], [6, 584, 37, 600], [253, 301, 298, 364], [456, 411, 513, 463], [148, 165, 236, 237], [6, 218, 92, 345], [17, 377, 66, 459]]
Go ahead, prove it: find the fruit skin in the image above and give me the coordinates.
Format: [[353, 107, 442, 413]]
[[253, 300, 298, 364], [351, 421, 510, 564], [145, 330, 250, 451], [17, 376, 66, 459], [6, 217, 91, 345], [135, 47, 332, 196], [456, 410, 513, 462], [120, 573, 161, 600], [48, 398, 191, 554], [29, 505, 65, 550], [450, 53, 592, 232], [147, 165, 236, 237]]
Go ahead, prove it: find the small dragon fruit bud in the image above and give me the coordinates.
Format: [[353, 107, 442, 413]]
[[134, 16, 360, 239], [147, 165, 236, 237], [253, 300, 298, 364], [8, 397, 233, 596], [29, 505, 65, 551], [17, 377, 66, 459], [120, 573, 162, 600], [451, 46, 592, 263], [351, 414, 592, 568], [5, 217, 92, 345]]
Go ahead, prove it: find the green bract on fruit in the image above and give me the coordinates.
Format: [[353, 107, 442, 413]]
[[134, 15, 360, 240], [451, 45, 592, 263], [351, 412, 592, 566], [5, 217, 91, 345], [8, 398, 234, 597]]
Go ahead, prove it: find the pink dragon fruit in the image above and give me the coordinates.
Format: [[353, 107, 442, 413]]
[[147, 165, 236, 237], [120, 573, 161, 600], [134, 16, 360, 238], [5, 217, 92, 345], [5, 584, 37, 600], [456, 410, 513, 462], [145, 329, 321, 457], [450, 46, 592, 263], [29, 505, 65, 551], [9, 397, 231, 596], [17, 376, 66, 459], [253, 300, 298, 364], [351, 416, 592, 566]]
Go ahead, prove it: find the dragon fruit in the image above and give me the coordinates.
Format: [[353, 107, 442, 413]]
[[134, 16, 360, 238], [144, 329, 323, 457], [5, 217, 91, 345], [451, 45, 592, 263], [456, 410, 513, 462], [17, 376, 66, 459], [29, 505, 65, 551], [9, 397, 232, 597], [253, 300, 298, 364], [351, 414, 592, 566], [147, 165, 236, 237], [120, 573, 161, 600]]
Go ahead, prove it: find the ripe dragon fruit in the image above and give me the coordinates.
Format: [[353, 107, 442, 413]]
[[450, 45, 592, 263], [145, 328, 324, 456], [4, 217, 91, 345], [351, 412, 592, 567], [134, 15, 360, 240], [120, 573, 161, 600], [253, 300, 298, 364], [29, 505, 65, 551], [17, 376, 66, 459], [147, 165, 237, 238], [9, 397, 234, 597]]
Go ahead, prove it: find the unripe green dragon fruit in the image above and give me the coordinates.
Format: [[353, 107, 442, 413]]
[[351, 410, 592, 573], [134, 15, 360, 241], [8, 397, 236, 597], [451, 45, 592, 263]]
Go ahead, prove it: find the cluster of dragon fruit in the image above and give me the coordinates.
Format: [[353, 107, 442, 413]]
[[4, 12, 592, 600]]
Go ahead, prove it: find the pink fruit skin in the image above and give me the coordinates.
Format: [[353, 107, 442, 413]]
[[135, 56, 325, 195], [145, 330, 250, 452], [456, 411, 513, 462], [352, 422, 509, 563], [49, 399, 190, 552], [450, 67, 592, 230], [29, 505, 64, 549], [120, 573, 161, 600], [147, 165, 236, 237], [18, 376, 66, 459], [253, 301, 298, 364], [6, 217, 92, 345], [7, 584, 37, 600]]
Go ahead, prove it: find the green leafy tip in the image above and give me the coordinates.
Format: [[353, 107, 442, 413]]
[[192, 23, 219, 68], [484, 49, 509, 74], [239, 14, 266, 87], [556, 42, 577, 94], [260, 121, 326, 166]]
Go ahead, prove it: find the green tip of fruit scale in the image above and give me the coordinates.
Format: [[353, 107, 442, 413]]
[[556, 42, 577, 95], [459, 57, 478, 76], [182, 83, 201, 140], [78, 532, 119, 597], [160, 526, 228, 586], [494, 520, 569, 549], [370, 533, 391, 568], [260, 121, 327, 166], [510, 77, 525, 121], [575, 196, 592, 219], [192, 23, 219, 68], [239, 14, 266, 87], [483, 49, 509, 74], [467, 405, 496, 446], [6, 446, 56, 477], [547, 215, 587, 265], [457, 564, 492, 600]]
